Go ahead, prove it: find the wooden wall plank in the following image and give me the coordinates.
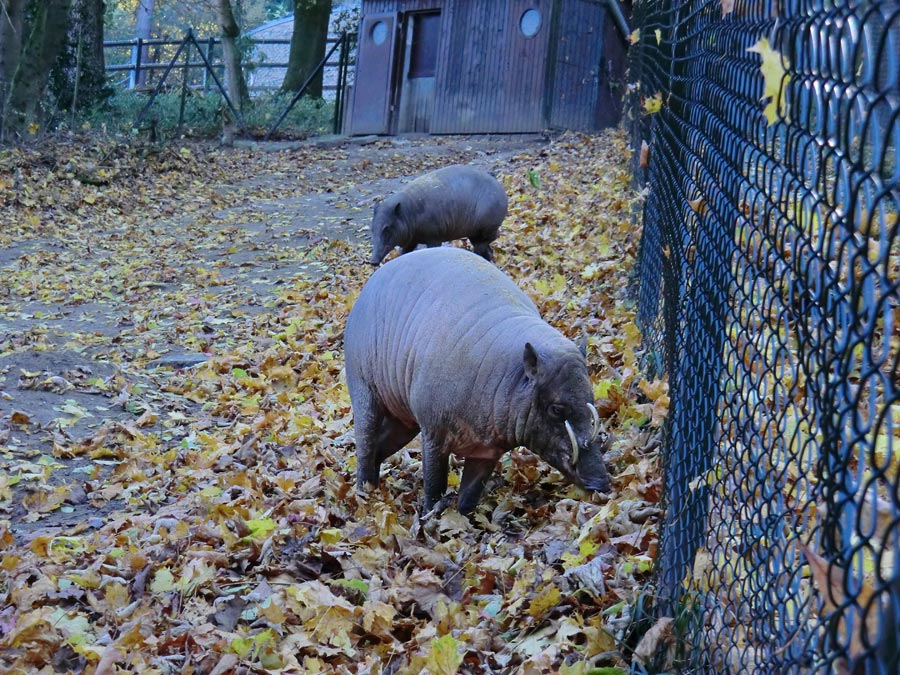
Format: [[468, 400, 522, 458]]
[[431, 0, 552, 133], [548, 0, 606, 130], [359, 0, 599, 134]]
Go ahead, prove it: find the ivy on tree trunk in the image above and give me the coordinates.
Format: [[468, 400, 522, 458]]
[[3, 0, 71, 138], [282, 0, 331, 98], [50, 0, 109, 112]]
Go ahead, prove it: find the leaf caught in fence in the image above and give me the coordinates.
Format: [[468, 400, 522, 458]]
[[802, 545, 880, 660], [746, 38, 791, 124], [643, 93, 663, 114], [632, 617, 674, 667]]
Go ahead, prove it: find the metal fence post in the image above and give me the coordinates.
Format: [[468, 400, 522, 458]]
[[130, 37, 143, 89], [333, 33, 348, 134], [179, 34, 191, 128], [203, 37, 215, 92]]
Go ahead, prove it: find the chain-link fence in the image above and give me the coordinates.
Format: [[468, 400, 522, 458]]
[[630, 0, 899, 671]]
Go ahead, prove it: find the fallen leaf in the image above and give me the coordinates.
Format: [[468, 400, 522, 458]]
[[426, 633, 464, 675]]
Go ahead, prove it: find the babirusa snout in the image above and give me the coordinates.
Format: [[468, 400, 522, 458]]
[[564, 420, 579, 465], [566, 405, 601, 467]]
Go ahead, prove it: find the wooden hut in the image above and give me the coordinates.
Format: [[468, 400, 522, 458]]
[[349, 0, 630, 135]]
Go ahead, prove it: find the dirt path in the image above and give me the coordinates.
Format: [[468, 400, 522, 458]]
[[0, 134, 543, 540], [1, 130, 658, 674]]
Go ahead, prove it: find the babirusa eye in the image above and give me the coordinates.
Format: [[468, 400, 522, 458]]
[[549, 403, 566, 420]]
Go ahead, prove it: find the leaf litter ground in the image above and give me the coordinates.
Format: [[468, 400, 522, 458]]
[[0, 130, 664, 674]]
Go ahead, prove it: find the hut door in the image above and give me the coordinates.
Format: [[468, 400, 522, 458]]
[[351, 13, 399, 135], [397, 11, 441, 133]]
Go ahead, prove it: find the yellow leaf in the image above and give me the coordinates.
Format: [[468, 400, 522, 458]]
[[426, 634, 463, 675], [244, 517, 277, 541], [594, 379, 620, 399], [655, 29, 662, 44], [584, 623, 617, 655], [526, 583, 561, 618], [747, 38, 791, 124], [260, 598, 286, 625], [643, 93, 663, 114], [638, 379, 668, 400], [685, 547, 712, 592], [104, 582, 130, 610], [67, 569, 101, 589], [151, 567, 175, 594], [362, 600, 396, 639], [629, 29, 640, 44], [319, 527, 343, 544]]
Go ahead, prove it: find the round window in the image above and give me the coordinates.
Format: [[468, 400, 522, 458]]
[[519, 9, 542, 37], [371, 20, 388, 45]]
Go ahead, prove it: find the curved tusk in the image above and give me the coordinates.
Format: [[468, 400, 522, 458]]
[[587, 403, 601, 441], [564, 420, 579, 465]]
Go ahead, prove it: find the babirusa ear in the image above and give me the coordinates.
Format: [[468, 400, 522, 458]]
[[393, 202, 402, 217], [577, 333, 588, 357], [523, 342, 539, 379]]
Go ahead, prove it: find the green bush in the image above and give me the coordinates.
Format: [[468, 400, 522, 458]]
[[78, 89, 336, 140], [240, 92, 335, 138]]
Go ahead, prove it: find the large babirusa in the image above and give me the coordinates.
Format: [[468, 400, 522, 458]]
[[344, 247, 611, 514], [369, 165, 508, 265]]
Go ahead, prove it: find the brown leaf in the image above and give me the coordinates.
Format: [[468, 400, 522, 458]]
[[633, 616, 674, 666], [208, 653, 239, 675], [392, 568, 448, 618], [10, 410, 30, 425], [94, 647, 123, 675], [802, 545, 879, 660]]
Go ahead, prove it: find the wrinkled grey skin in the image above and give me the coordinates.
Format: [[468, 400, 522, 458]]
[[369, 165, 508, 265], [344, 247, 611, 514]]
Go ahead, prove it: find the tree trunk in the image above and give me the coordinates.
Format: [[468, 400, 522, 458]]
[[75, 0, 107, 108], [3, 0, 71, 137], [51, 0, 107, 111], [133, 0, 155, 87], [0, 0, 24, 119], [216, 0, 249, 111], [282, 0, 331, 98]]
